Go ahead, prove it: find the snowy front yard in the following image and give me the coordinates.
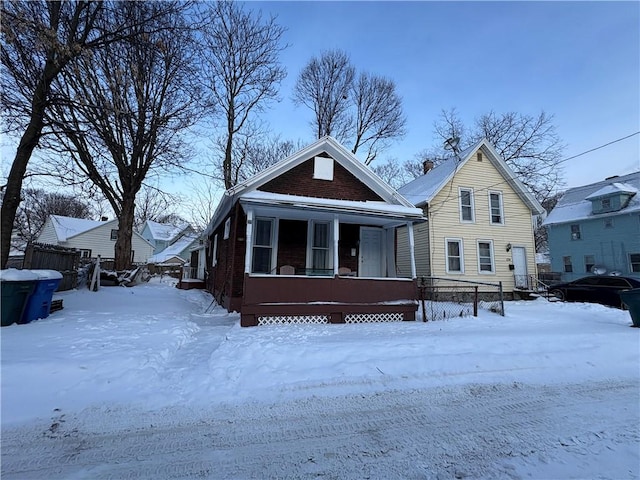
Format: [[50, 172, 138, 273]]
[[1, 277, 639, 479]]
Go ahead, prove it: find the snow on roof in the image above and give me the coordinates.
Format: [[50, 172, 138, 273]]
[[397, 143, 476, 207], [145, 220, 189, 242], [51, 215, 113, 242], [148, 234, 199, 264], [205, 136, 417, 236], [398, 139, 544, 216], [240, 190, 425, 220], [584, 182, 638, 200], [543, 172, 640, 226]]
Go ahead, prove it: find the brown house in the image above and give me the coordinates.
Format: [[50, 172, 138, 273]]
[[205, 136, 425, 327]]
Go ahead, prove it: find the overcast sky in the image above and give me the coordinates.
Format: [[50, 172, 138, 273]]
[[256, 0, 640, 190]]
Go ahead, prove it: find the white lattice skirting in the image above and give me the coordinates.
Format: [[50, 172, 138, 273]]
[[344, 312, 403, 323], [258, 315, 330, 325]]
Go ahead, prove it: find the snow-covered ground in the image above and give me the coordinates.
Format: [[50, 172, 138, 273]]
[[1, 277, 639, 479]]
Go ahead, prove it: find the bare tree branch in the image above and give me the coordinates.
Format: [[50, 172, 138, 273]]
[[199, 1, 287, 189]]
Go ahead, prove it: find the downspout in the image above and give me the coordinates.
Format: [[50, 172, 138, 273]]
[[333, 216, 339, 275], [407, 221, 417, 279]]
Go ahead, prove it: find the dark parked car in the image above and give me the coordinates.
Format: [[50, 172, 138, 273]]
[[548, 275, 640, 308]]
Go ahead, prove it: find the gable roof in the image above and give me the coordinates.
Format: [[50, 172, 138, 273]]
[[543, 171, 640, 226], [48, 214, 154, 248], [206, 136, 420, 235], [50, 215, 117, 242], [143, 220, 190, 242], [398, 138, 544, 215], [147, 233, 199, 264]]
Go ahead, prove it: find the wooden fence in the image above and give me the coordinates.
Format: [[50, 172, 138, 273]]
[[23, 243, 80, 291]]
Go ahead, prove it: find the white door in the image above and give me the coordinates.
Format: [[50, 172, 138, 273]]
[[512, 246, 528, 288], [359, 227, 383, 277]]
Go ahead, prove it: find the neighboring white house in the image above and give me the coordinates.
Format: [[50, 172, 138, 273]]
[[36, 215, 154, 264], [140, 220, 193, 254]]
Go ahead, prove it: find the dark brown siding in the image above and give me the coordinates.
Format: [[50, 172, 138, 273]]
[[260, 155, 383, 201], [338, 224, 359, 272], [208, 204, 247, 311], [276, 220, 307, 271]]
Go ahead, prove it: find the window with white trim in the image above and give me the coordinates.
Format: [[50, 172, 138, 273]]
[[110, 229, 118, 240], [570, 224, 581, 240], [489, 191, 504, 225], [252, 218, 275, 274], [563, 256, 573, 273], [446, 238, 464, 273], [79, 249, 92, 258], [630, 253, 640, 273], [309, 221, 331, 271], [477, 241, 494, 273], [584, 255, 595, 274], [459, 188, 474, 222], [212, 234, 218, 267]]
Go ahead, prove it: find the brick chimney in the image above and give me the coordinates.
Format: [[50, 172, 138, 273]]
[[422, 160, 434, 174]]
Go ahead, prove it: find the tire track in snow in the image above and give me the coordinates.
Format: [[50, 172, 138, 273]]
[[2, 380, 638, 479]]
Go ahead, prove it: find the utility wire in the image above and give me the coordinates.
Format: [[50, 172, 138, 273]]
[[558, 131, 639, 165], [426, 131, 640, 214]]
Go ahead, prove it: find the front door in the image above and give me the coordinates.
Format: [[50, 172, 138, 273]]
[[359, 227, 383, 277], [512, 246, 528, 288]]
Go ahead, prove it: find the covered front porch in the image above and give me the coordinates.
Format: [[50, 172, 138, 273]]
[[238, 191, 423, 326]]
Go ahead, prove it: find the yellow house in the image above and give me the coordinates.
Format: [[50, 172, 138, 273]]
[[397, 138, 545, 297]]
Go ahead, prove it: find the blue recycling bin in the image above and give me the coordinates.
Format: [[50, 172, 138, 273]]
[[21, 270, 63, 324], [1, 269, 39, 327]]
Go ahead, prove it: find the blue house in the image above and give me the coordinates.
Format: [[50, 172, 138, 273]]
[[542, 172, 640, 281]]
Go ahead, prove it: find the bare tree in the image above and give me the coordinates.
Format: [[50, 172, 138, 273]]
[[0, 0, 178, 268], [12, 188, 94, 249], [210, 128, 301, 186], [351, 72, 406, 165], [293, 49, 406, 165], [200, 1, 287, 189], [293, 49, 354, 142], [428, 108, 565, 202], [48, 1, 200, 270], [134, 186, 184, 230], [371, 157, 421, 190]]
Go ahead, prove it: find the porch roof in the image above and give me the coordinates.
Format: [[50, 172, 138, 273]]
[[239, 190, 425, 227]]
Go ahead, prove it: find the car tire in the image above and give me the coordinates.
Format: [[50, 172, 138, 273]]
[[549, 289, 564, 301]]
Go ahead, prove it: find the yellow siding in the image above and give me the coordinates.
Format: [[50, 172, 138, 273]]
[[396, 221, 430, 278], [427, 150, 537, 291]]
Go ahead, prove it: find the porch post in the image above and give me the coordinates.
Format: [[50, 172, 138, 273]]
[[407, 221, 417, 279], [333, 216, 339, 275], [244, 209, 254, 274]]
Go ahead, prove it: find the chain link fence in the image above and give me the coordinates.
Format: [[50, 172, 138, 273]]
[[417, 277, 504, 321]]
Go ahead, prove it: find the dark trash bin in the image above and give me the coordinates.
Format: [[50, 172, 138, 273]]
[[620, 288, 640, 328], [21, 270, 63, 324], [1, 269, 38, 327]]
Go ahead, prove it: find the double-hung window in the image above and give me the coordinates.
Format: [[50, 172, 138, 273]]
[[459, 188, 474, 222], [489, 191, 504, 225], [252, 218, 275, 274], [477, 241, 494, 273], [630, 253, 640, 273], [570, 224, 581, 240], [446, 238, 464, 273], [563, 256, 573, 273], [584, 255, 595, 274], [309, 221, 331, 271]]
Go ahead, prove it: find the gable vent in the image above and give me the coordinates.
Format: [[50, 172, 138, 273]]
[[313, 156, 334, 181]]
